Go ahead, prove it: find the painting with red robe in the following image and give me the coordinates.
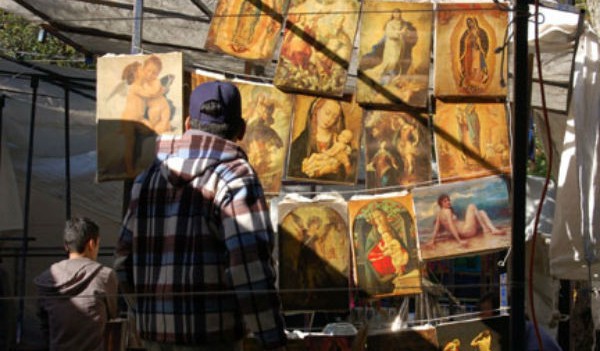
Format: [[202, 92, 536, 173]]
[[434, 100, 511, 182], [273, 0, 360, 97], [434, 3, 508, 98], [349, 193, 421, 298], [436, 315, 509, 351], [364, 109, 432, 189], [278, 193, 351, 311], [205, 0, 287, 61], [357, 2, 433, 108]]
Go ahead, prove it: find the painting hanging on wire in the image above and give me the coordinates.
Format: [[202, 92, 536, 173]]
[[364, 109, 433, 189], [349, 193, 422, 298], [286, 95, 362, 185], [205, 0, 288, 61], [434, 3, 508, 98], [436, 315, 510, 351], [96, 52, 183, 181], [278, 194, 351, 311], [273, 0, 360, 96], [234, 81, 293, 194], [434, 100, 510, 182], [357, 2, 433, 108]]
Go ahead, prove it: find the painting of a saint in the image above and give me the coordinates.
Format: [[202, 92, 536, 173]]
[[364, 110, 432, 189], [205, 0, 287, 61], [434, 101, 511, 182], [286, 95, 362, 185], [97, 52, 183, 181], [436, 315, 509, 351], [434, 3, 507, 98], [273, 0, 359, 96], [349, 194, 421, 298], [412, 176, 511, 260], [357, 2, 433, 108]]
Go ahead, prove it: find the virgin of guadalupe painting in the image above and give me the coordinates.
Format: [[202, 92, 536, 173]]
[[205, 0, 287, 61], [286, 95, 362, 185], [434, 3, 508, 98], [434, 100, 511, 182], [357, 2, 433, 108], [436, 315, 509, 351], [278, 196, 350, 311], [273, 0, 360, 97], [364, 110, 432, 189], [235, 82, 293, 194], [96, 52, 183, 181], [349, 194, 422, 298], [412, 176, 511, 260]]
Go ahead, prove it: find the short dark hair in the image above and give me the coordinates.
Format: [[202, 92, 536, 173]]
[[190, 99, 244, 140], [63, 217, 99, 253], [479, 290, 500, 312]]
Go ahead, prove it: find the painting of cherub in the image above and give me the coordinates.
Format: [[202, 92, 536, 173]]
[[273, 0, 360, 96], [96, 52, 183, 181], [412, 176, 511, 260], [235, 82, 293, 194], [434, 100, 511, 182], [357, 2, 433, 108], [349, 194, 421, 298], [434, 3, 508, 98], [205, 0, 287, 61]]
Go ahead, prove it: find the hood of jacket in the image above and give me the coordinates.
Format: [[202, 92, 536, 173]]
[[34, 257, 103, 296]]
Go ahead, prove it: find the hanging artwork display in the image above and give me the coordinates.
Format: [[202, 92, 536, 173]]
[[205, 0, 287, 61], [366, 327, 438, 351], [364, 109, 432, 189], [234, 81, 293, 194], [349, 193, 422, 298], [434, 100, 510, 182], [286, 95, 362, 185], [434, 3, 508, 98], [96, 52, 183, 181], [412, 176, 511, 261], [278, 193, 351, 311], [273, 0, 360, 96], [436, 315, 509, 351], [357, 2, 433, 108]]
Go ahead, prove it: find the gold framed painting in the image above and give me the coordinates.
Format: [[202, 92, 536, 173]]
[[205, 0, 287, 61], [437, 315, 510, 351], [364, 109, 432, 189], [96, 52, 184, 181], [273, 0, 360, 96], [349, 193, 422, 298], [434, 3, 508, 98], [434, 100, 511, 182], [357, 2, 433, 108], [286, 95, 362, 185]]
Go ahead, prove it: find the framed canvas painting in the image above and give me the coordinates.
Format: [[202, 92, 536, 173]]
[[436, 315, 509, 351], [349, 193, 422, 298], [367, 327, 438, 351], [434, 100, 511, 182], [357, 2, 433, 108], [205, 0, 287, 61], [96, 52, 183, 181], [286, 95, 362, 185], [412, 176, 511, 260], [273, 0, 360, 97], [235, 81, 293, 194], [278, 194, 351, 311], [434, 3, 508, 98], [364, 109, 432, 189]]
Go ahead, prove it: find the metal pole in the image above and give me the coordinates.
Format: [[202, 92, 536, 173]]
[[0, 95, 4, 172], [131, 0, 144, 55], [64, 84, 71, 220]]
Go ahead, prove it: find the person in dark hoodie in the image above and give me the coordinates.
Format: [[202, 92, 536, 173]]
[[34, 217, 118, 351], [114, 81, 286, 351]]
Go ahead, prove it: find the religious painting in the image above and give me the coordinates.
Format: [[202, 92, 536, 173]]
[[278, 194, 351, 311], [286, 95, 362, 185], [412, 176, 511, 261], [434, 3, 508, 98], [367, 327, 438, 351], [434, 100, 510, 182], [96, 52, 183, 181], [436, 315, 509, 351], [273, 0, 360, 97], [205, 0, 287, 61], [364, 109, 432, 189], [357, 2, 433, 108], [235, 81, 293, 194], [349, 193, 422, 298]]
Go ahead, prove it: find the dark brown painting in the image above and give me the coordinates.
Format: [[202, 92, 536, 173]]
[[436, 315, 509, 351], [367, 327, 438, 351]]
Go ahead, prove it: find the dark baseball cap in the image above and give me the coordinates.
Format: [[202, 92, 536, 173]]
[[189, 81, 242, 124]]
